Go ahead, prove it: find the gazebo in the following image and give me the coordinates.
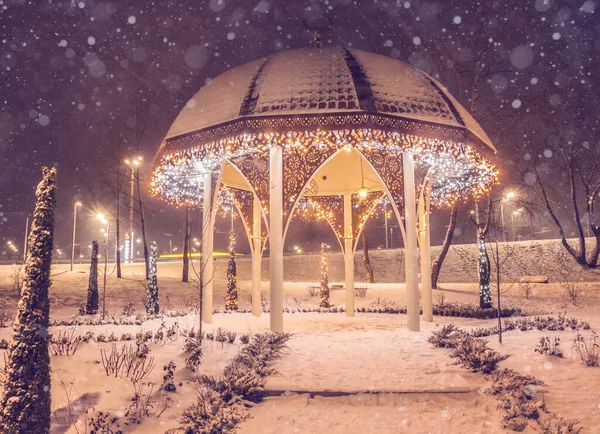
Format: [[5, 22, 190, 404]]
[[151, 47, 498, 332]]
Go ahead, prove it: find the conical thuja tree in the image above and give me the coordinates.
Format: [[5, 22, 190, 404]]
[[86, 240, 99, 314], [0, 167, 57, 434], [146, 241, 159, 314], [319, 243, 331, 308], [225, 230, 238, 311]]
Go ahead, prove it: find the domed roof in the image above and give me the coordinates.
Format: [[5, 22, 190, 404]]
[[163, 46, 494, 152]]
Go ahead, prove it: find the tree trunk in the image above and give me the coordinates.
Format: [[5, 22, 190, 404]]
[[136, 167, 150, 279], [0, 167, 56, 434], [362, 231, 374, 283], [431, 203, 458, 289], [86, 240, 99, 314], [116, 194, 122, 278], [182, 207, 191, 282], [495, 241, 503, 343]]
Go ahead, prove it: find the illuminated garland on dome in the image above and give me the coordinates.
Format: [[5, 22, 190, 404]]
[[150, 128, 498, 209]]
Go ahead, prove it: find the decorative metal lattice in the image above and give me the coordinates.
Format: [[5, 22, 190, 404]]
[[352, 191, 387, 245], [283, 146, 336, 223], [228, 149, 271, 209], [360, 148, 404, 214]]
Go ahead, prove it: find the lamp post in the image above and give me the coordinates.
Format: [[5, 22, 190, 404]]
[[70, 201, 82, 271], [500, 191, 515, 242], [384, 210, 390, 249], [97, 213, 111, 318], [512, 209, 521, 241], [124, 156, 142, 263], [23, 216, 29, 262]]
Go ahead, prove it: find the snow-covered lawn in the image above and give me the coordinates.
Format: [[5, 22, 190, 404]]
[[0, 263, 599, 432]]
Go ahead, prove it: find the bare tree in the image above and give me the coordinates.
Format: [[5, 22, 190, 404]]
[[361, 231, 374, 283], [472, 194, 493, 309], [431, 203, 458, 289], [518, 107, 600, 267]]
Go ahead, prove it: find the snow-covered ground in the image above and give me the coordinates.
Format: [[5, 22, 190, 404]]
[[0, 262, 599, 433]]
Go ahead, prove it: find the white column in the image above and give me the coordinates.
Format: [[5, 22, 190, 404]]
[[343, 193, 355, 316], [201, 171, 214, 324], [419, 174, 433, 322], [269, 146, 284, 332], [252, 194, 262, 317], [403, 153, 420, 331]]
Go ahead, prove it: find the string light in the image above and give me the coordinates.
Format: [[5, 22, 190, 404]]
[[319, 242, 330, 308], [151, 128, 498, 209], [225, 229, 238, 311]]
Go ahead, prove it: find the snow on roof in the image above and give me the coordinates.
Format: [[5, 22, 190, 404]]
[[165, 46, 495, 152]]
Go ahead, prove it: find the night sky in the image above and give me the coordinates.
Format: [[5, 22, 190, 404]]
[[1, 0, 598, 258]]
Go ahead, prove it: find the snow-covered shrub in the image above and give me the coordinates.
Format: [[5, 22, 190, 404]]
[[122, 302, 135, 317], [184, 336, 203, 372], [535, 337, 563, 358], [0, 339, 8, 350], [175, 332, 291, 433], [162, 361, 177, 392], [215, 328, 227, 344], [571, 332, 600, 367], [175, 387, 247, 434], [50, 328, 82, 356], [100, 343, 155, 382], [488, 369, 548, 431], [88, 410, 122, 434], [427, 324, 468, 348], [450, 335, 509, 374], [240, 334, 250, 345]]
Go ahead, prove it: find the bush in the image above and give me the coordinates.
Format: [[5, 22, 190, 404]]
[[184, 336, 203, 372], [122, 302, 135, 317], [571, 332, 600, 367], [535, 337, 563, 358], [427, 325, 468, 348], [49, 328, 82, 356], [240, 334, 250, 345], [488, 369, 548, 431], [177, 387, 247, 434], [450, 335, 509, 374], [175, 332, 291, 433], [162, 361, 177, 392]]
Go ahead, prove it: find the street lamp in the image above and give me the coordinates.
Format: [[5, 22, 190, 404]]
[[500, 191, 516, 242], [512, 209, 521, 241], [70, 201, 82, 271], [124, 156, 143, 263]]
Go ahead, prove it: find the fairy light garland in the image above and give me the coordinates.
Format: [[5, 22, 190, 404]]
[[319, 242, 331, 308], [225, 229, 239, 311], [150, 128, 498, 209], [478, 231, 492, 308]]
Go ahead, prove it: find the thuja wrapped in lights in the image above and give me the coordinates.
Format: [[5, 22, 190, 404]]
[[319, 243, 331, 308], [225, 229, 238, 311]]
